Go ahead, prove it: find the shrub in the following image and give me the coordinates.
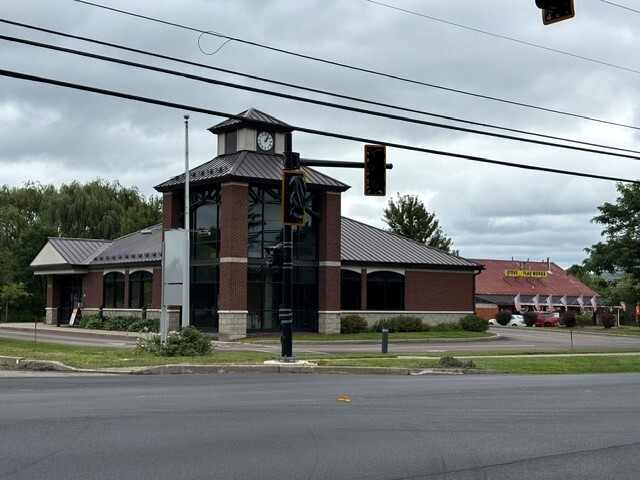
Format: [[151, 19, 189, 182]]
[[495, 311, 512, 326], [79, 316, 105, 330], [600, 313, 616, 329], [458, 314, 489, 332], [562, 310, 577, 328], [438, 356, 475, 369], [432, 322, 463, 332], [340, 314, 368, 334], [136, 326, 212, 356], [576, 313, 592, 326], [370, 315, 426, 333], [523, 311, 537, 327]]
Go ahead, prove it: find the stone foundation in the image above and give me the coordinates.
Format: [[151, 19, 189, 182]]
[[340, 311, 472, 328], [318, 311, 341, 334], [218, 310, 248, 340]]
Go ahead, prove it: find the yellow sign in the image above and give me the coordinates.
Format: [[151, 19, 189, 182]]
[[504, 270, 547, 278]]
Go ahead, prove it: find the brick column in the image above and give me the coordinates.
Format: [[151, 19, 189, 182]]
[[218, 182, 249, 340], [360, 267, 367, 311], [162, 191, 182, 231], [318, 191, 342, 334]]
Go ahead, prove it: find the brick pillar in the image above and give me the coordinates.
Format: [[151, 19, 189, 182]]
[[361, 267, 367, 311], [162, 191, 182, 231], [318, 191, 342, 334], [218, 182, 249, 340]]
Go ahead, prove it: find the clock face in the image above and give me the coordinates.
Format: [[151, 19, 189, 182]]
[[257, 131, 274, 151]]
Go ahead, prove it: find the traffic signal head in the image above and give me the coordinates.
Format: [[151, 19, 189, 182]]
[[281, 169, 307, 226], [535, 0, 575, 25], [364, 144, 386, 196]]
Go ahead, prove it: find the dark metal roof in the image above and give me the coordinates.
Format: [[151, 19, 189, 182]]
[[91, 224, 162, 265], [341, 217, 481, 270], [208, 108, 292, 134], [155, 151, 349, 192], [48, 237, 111, 265]]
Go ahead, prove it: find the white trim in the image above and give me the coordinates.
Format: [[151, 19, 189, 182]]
[[319, 261, 341, 267], [220, 257, 248, 264], [405, 268, 475, 275], [130, 267, 153, 274], [341, 266, 362, 274], [103, 268, 126, 276], [217, 310, 249, 314], [221, 181, 248, 188], [366, 267, 405, 276], [34, 268, 87, 276]]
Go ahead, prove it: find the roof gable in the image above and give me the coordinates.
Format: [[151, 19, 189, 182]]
[[208, 108, 292, 134]]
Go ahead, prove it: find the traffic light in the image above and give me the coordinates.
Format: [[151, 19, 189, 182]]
[[282, 169, 306, 226], [535, 0, 574, 25], [364, 144, 386, 196]]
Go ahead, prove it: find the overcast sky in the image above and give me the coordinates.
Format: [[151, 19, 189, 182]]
[[2, 0, 639, 267]]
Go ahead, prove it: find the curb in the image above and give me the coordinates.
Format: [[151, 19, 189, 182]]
[[0, 355, 485, 376]]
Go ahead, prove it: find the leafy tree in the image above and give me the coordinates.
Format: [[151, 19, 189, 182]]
[[584, 183, 640, 283], [382, 193, 454, 252], [0, 282, 30, 322]]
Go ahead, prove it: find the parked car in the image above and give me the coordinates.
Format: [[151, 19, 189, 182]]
[[507, 315, 526, 327], [535, 312, 560, 327]]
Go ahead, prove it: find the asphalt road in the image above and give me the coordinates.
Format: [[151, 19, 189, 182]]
[[1, 373, 639, 479]]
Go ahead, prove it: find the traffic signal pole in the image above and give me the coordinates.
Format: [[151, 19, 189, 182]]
[[280, 132, 295, 360]]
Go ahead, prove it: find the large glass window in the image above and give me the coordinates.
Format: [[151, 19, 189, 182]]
[[341, 270, 362, 310], [192, 188, 220, 260], [247, 264, 318, 332], [103, 272, 125, 308], [191, 265, 219, 330], [248, 186, 318, 261], [367, 271, 404, 311], [129, 271, 153, 309]]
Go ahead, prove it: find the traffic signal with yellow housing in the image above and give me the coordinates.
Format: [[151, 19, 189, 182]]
[[535, 0, 574, 25]]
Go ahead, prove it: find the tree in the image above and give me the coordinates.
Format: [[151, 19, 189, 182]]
[[382, 193, 454, 252], [584, 183, 640, 284], [0, 282, 30, 323]]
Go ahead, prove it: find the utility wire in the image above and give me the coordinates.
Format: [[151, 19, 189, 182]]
[[600, 0, 640, 15], [3, 18, 640, 156], [1, 67, 637, 185], [366, 0, 640, 76], [4, 33, 640, 163], [68, 0, 640, 133]]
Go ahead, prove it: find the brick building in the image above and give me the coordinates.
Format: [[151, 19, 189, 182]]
[[30, 108, 482, 339]]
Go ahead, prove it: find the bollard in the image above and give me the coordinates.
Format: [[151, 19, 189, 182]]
[[381, 327, 389, 353]]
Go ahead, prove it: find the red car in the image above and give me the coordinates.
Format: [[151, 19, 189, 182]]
[[535, 312, 560, 327]]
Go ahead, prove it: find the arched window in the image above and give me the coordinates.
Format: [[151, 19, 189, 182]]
[[341, 270, 361, 310], [129, 271, 153, 309], [103, 272, 125, 308], [367, 271, 404, 311]]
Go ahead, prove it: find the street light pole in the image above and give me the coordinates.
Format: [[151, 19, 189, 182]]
[[280, 132, 295, 360], [182, 113, 190, 328]]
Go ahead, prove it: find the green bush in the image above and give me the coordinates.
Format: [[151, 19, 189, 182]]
[[495, 311, 512, 326], [576, 313, 592, 326], [523, 311, 537, 327], [600, 313, 616, 329], [459, 314, 489, 332], [340, 314, 368, 334], [562, 310, 577, 328], [432, 322, 462, 332], [136, 326, 212, 356], [370, 315, 426, 333], [79, 315, 159, 333]]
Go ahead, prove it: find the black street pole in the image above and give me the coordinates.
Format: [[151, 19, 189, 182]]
[[280, 132, 294, 360]]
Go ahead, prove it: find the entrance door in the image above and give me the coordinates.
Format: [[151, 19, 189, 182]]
[[58, 275, 82, 326]]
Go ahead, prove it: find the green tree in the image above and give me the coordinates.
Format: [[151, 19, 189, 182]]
[[382, 193, 454, 252], [584, 183, 640, 283], [0, 282, 30, 323]]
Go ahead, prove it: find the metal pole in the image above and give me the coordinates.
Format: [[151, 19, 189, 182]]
[[280, 132, 294, 360], [182, 114, 190, 329]]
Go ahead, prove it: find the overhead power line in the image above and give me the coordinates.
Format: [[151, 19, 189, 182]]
[[0, 67, 637, 185], [4, 33, 640, 163], [600, 0, 640, 15], [4, 18, 640, 156], [366, 0, 640, 76], [68, 0, 640, 133]]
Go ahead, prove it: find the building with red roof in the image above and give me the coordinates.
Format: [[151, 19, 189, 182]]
[[473, 258, 600, 318]]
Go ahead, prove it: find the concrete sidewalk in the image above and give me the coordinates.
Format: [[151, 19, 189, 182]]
[[0, 322, 142, 339]]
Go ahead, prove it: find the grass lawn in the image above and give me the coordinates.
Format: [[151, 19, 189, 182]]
[[3, 338, 640, 374]]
